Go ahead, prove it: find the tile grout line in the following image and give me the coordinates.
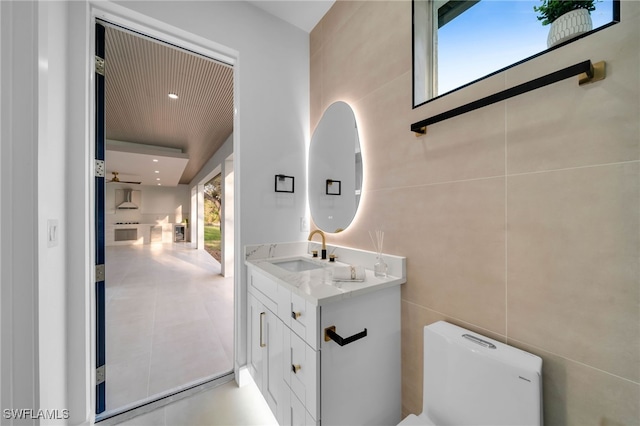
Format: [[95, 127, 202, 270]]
[[402, 300, 507, 341], [504, 85, 509, 341], [403, 299, 640, 387], [367, 173, 506, 194], [351, 68, 412, 108], [507, 337, 640, 387], [505, 159, 640, 178], [367, 159, 640, 195]]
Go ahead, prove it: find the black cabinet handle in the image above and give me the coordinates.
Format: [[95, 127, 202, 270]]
[[324, 326, 367, 346]]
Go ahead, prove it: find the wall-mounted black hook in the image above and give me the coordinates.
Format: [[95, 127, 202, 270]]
[[275, 174, 294, 193], [326, 179, 341, 195]]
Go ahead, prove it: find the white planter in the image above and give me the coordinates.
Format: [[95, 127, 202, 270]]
[[547, 8, 593, 48]]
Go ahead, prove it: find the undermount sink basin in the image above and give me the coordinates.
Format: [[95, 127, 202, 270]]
[[271, 258, 323, 272]]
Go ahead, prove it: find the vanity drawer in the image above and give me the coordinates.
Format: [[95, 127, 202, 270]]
[[284, 329, 318, 421], [290, 292, 319, 348], [248, 268, 278, 314]]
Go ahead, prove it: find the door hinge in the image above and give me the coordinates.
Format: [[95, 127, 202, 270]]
[[95, 56, 105, 76], [96, 264, 105, 282], [95, 159, 105, 178], [96, 365, 105, 385]]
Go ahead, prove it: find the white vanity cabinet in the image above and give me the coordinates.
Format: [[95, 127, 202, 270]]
[[246, 261, 402, 426], [247, 293, 284, 420]]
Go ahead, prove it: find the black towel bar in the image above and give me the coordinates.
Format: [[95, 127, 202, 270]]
[[324, 325, 367, 346], [411, 59, 605, 135]]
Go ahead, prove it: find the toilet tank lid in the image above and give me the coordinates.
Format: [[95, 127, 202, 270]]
[[422, 321, 543, 426], [426, 321, 542, 374]]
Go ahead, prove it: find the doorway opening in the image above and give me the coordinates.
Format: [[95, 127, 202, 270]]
[[96, 19, 236, 419]]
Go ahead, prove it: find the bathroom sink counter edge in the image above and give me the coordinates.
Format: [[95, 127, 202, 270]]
[[244, 241, 406, 306]]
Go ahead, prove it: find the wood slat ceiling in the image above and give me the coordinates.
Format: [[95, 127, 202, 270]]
[[105, 25, 233, 184]]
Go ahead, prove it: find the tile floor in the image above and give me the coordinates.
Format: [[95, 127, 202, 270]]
[[105, 243, 234, 412], [114, 379, 278, 426]]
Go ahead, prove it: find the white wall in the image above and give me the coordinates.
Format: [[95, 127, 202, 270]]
[[1, 0, 71, 422], [69, 1, 309, 423], [0, 1, 41, 419], [1, 1, 310, 423], [37, 1, 69, 421], [105, 184, 190, 224], [223, 156, 235, 277], [0, 0, 3, 411], [139, 185, 190, 223], [2, 0, 40, 420]]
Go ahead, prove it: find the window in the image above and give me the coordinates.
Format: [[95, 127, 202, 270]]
[[413, 0, 619, 107]]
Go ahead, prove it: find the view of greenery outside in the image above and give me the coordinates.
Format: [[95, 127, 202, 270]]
[[204, 174, 222, 262]]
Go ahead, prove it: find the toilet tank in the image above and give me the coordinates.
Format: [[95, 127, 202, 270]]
[[422, 321, 542, 426]]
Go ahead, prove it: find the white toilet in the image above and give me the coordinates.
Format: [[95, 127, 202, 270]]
[[399, 321, 543, 426]]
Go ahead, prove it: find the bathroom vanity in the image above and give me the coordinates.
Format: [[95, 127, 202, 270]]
[[245, 242, 406, 426]]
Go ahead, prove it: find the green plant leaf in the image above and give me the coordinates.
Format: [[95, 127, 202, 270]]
[[533, 0, 598, 25]]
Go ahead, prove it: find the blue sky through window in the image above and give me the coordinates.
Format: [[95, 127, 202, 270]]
[[437, 0, 614, 96]]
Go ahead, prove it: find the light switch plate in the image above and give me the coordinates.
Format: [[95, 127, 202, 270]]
[[47, 219, 59, 247]]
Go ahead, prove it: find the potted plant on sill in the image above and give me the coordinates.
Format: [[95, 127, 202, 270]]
[[534, 0, 598, 48]]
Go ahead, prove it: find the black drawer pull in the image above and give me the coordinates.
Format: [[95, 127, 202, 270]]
[[324, 326, 367, 346]]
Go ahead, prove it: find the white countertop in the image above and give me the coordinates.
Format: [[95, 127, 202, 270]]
[[109, 223, 177, 227], [245, 242, 406, 306]]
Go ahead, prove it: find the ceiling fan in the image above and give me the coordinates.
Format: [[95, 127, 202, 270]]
[[107, 171, 141, 185]]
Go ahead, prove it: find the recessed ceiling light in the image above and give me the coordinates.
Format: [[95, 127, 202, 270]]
[[152, 159, 159, 162], [154, 170, 160, 173], [168, 93, 178, 99], [156, 178, 161, 181], [157, 183, 162, 186]]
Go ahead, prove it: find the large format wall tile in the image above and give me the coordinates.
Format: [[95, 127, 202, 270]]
[[505, 72, 639, 174], [314, 0, 365, 51], [313, 1, 640, 423], [321, 0, 411, 106], [362, 177, 506, 334], [507, 163, 640, 381], [506, 3, 640, 174], [510, 339, 640, 426], [354, 72, 506, 191], [400, 300, 428, 418], [310, 49, 323, 131]]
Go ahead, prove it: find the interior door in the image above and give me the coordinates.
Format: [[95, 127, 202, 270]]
[[94, 21, 107, 415]]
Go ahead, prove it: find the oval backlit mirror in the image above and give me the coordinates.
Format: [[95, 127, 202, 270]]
[[308, 101, 362, 233]]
